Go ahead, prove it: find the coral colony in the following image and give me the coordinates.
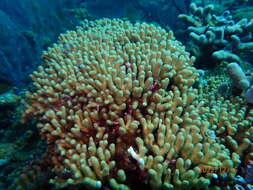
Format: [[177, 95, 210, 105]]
[[21, 19, 253, 190], [179, 3, 253, 68], [0, 1, 253, 190]]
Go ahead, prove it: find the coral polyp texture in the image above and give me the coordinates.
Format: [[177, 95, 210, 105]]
[[23, 19, 240, 189]]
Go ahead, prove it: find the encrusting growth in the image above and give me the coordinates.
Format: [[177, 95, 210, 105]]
[[22, 19, 243, 189]]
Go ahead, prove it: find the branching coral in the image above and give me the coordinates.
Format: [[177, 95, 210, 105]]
[[23, 18, 241, 189], [198, 71, 253, 166], [179, 3, 253, 69]]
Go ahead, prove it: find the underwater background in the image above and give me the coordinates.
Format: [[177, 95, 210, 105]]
[[0, 0, 253, 189]]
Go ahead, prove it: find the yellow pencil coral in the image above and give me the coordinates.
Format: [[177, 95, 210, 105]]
[[23, 18, 239, 189], [198, 72, 253, 165]]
